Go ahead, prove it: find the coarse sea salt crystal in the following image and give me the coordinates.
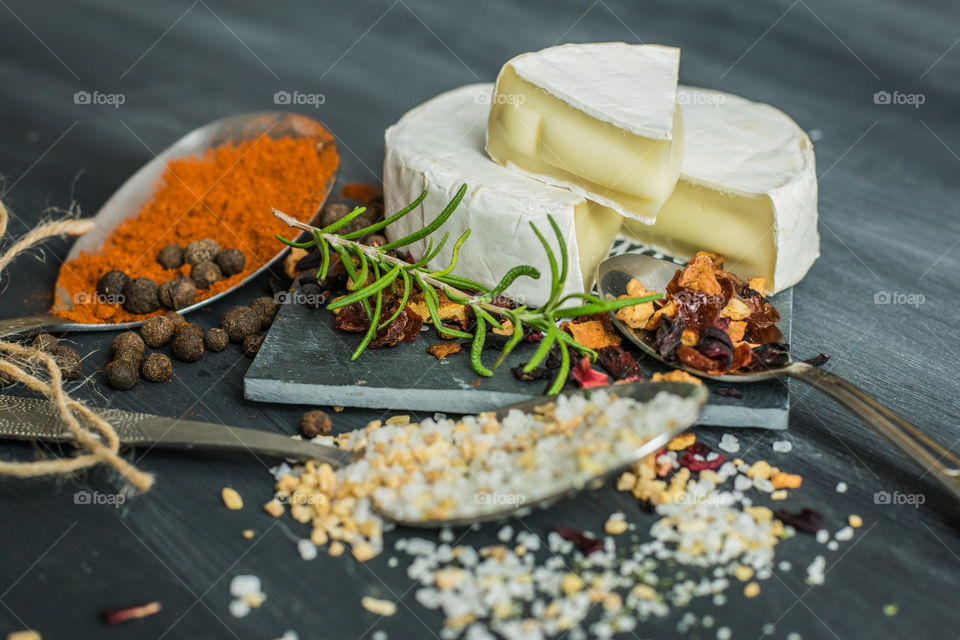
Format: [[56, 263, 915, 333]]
[[815, 529, 830, 544], [772, 440, 792, 453], [778, 560, 792, 572], [733, 475, 752, 492], [716, 627, 732, 640], [718, 434, 740, 453], [835, 526, 854, 541], [372, 632, 387, 640], [835, 482, 848, 493], [806, 555, 826, 585], [498, 525, 514, 542], [827, 541, 839, 551], [230, 575, 261, 598], [298, 539, 318, 561], [280, 632, 299, 640], [229, 599, 251, 618]]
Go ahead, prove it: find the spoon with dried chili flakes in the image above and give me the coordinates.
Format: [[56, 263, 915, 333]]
[[598, 251, 960, 503]]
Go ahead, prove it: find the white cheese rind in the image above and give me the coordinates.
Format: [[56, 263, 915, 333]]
[[508, 42, 680, 139], [624, 86, 820, 293], [383, 84, 621, 308]]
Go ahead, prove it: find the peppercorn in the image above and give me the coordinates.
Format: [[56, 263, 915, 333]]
[[221, 306, 260, 343], [158, 276, 196, 310], [320, 203, 352, 228], [113, 345, 144, 370], [174, 322, 205, 340], [111, 331, 145, 358], [32, 332, 59, 353], [50, 344, 82, 380], [171, 332, 204, 362], [243, 334, 263, 357], [141, 315, 174, 348], [204, 327, 229, 352], [105, 360, 138, 391], [122, 277, 160, 314], [250, 296, 280, 329], [300, 410, 332, 438], [164, 311, 186, 327], [184, 238, 221, 266], [156, 244, 184, 269], [190, 261, 222, 289], [216, 248, 246, 276], [141, 352, 172, 382], [97, 270, 129, 299]]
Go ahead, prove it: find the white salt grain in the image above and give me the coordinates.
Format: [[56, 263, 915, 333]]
[[835, 482, 848, 493], [815, 529, 830, 544], [297, 539, 318, 561], [229, 599, 251, 618], [717, 627, 732, 640], [718, 434, 740, 453], [827, 541, 839, 551], [772, 440, 792, 453], [230, 575, 261, 598], [835, 526, 855, 541]]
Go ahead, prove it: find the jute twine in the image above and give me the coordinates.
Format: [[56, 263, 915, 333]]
[[0, 199, 154, 492]]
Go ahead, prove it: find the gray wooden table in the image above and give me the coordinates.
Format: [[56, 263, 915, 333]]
[[0, 1, 958, 638]]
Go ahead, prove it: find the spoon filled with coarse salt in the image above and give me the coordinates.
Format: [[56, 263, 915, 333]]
[[597, 252, 960, 503], [0, 112, 338, 338], [0, 380, 706, 527]]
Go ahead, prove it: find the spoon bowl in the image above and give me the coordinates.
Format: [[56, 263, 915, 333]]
[[597, 252, 960, 503], [0, 111, 337, 338]]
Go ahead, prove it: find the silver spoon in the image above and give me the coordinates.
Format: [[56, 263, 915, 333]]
[[0, 381, 707, 527], [598, 252, 960, 502], [0, 112, 337, 338]]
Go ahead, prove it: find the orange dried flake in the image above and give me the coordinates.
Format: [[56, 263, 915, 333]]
[[340, 182, 383, 203], [677, 254, 722, 295], [727, 320, 747, 343], [644, 300, 676, 331], [426, 341, 462, 360], [770, 472, 803, 490], [681, 329, 699, 346], [748, 276, 767, 293], [651, 370, 703, 385], [720, 298, 752, 321], [695, 251, 724, 269], [562, 319, 622, 350], [666, 432, 696, 451]]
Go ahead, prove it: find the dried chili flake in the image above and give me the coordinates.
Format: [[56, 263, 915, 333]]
[[571, 357, 609, 389], [773, 507, 824, 534], [552, 527, 603, 555], [100, 601, 162, 625], [679, 441, 725, 472]]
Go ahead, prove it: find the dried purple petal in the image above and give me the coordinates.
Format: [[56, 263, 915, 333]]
[[552, 527, 603, 555], [744, 342, 791, 372], [696, 326, 735, 371], [714, 388, 744, 399], [596, 345, 645, 380], [774, 507, 824, 534], [803, 353, 831, 367], [656, 314, 685, 361], [512, 364, 549, 382]]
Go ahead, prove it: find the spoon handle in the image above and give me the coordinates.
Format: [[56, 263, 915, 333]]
[[786, 362, 960, 502], [0, 315, 68, 339]]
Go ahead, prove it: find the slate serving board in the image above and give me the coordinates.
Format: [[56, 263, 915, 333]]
[[244, 237, 793, 428]]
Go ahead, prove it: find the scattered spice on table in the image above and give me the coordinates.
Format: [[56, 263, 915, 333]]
[[54, 134, 338, 324]]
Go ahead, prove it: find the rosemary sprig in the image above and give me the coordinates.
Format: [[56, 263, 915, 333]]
[[274, 186, 660, 393]]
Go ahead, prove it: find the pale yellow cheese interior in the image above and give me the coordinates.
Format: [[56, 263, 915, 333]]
[[487, 65, 684, 220], [573, 199, 624, 291], [623, 180, 778, 289]]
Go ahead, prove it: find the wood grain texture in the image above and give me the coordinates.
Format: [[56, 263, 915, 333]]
[[0, 0, 958, 638]]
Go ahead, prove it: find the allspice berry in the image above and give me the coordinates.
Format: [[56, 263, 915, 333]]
[[32, 333, 59, 353], [97, 270, 129, 299], [300, 410, 332, 438], [174, 322, 205, 340], [221, 306, 260, 343], [50, 345, 82, 380], [113, 346, 144, 370], [191, 260, 222, 289], [184, 238, 221, 266], [216, 248, 246, 277], [158, 276, 196, 310], [242, 334, 263, 357], [122, 277, 160, 314], [157, 244, 184, 269], [171, 332, 204, 362], [111, 331, 145, 359], [141, 315, 174, 348], [204, 328, 229, 352], [141, 352, 172, 382], [105, 360, 138, 391], [320, 203, 351, 228], [250, 296, 280, 329], [164, 311, 186, 327]]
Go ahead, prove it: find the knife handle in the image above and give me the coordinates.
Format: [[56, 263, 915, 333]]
[[0, 395, 353, 468]]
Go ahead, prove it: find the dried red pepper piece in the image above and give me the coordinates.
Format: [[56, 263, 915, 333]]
[[100, 601, 162, 625], [552, 526, 603, 555], [571, 356, 609, 389], [679, 441, 725, 471], [596, 345, 645, 380]]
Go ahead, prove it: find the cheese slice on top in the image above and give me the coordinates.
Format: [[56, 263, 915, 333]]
[[623, 86, 820, 293], [486, 43, 684, 222], [383, 84, 622, 308]]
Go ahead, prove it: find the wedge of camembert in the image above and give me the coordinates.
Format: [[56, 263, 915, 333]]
[[383, 84, 622, 308], [624, 86, 820, 293], [486, 42, 684, 222]]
